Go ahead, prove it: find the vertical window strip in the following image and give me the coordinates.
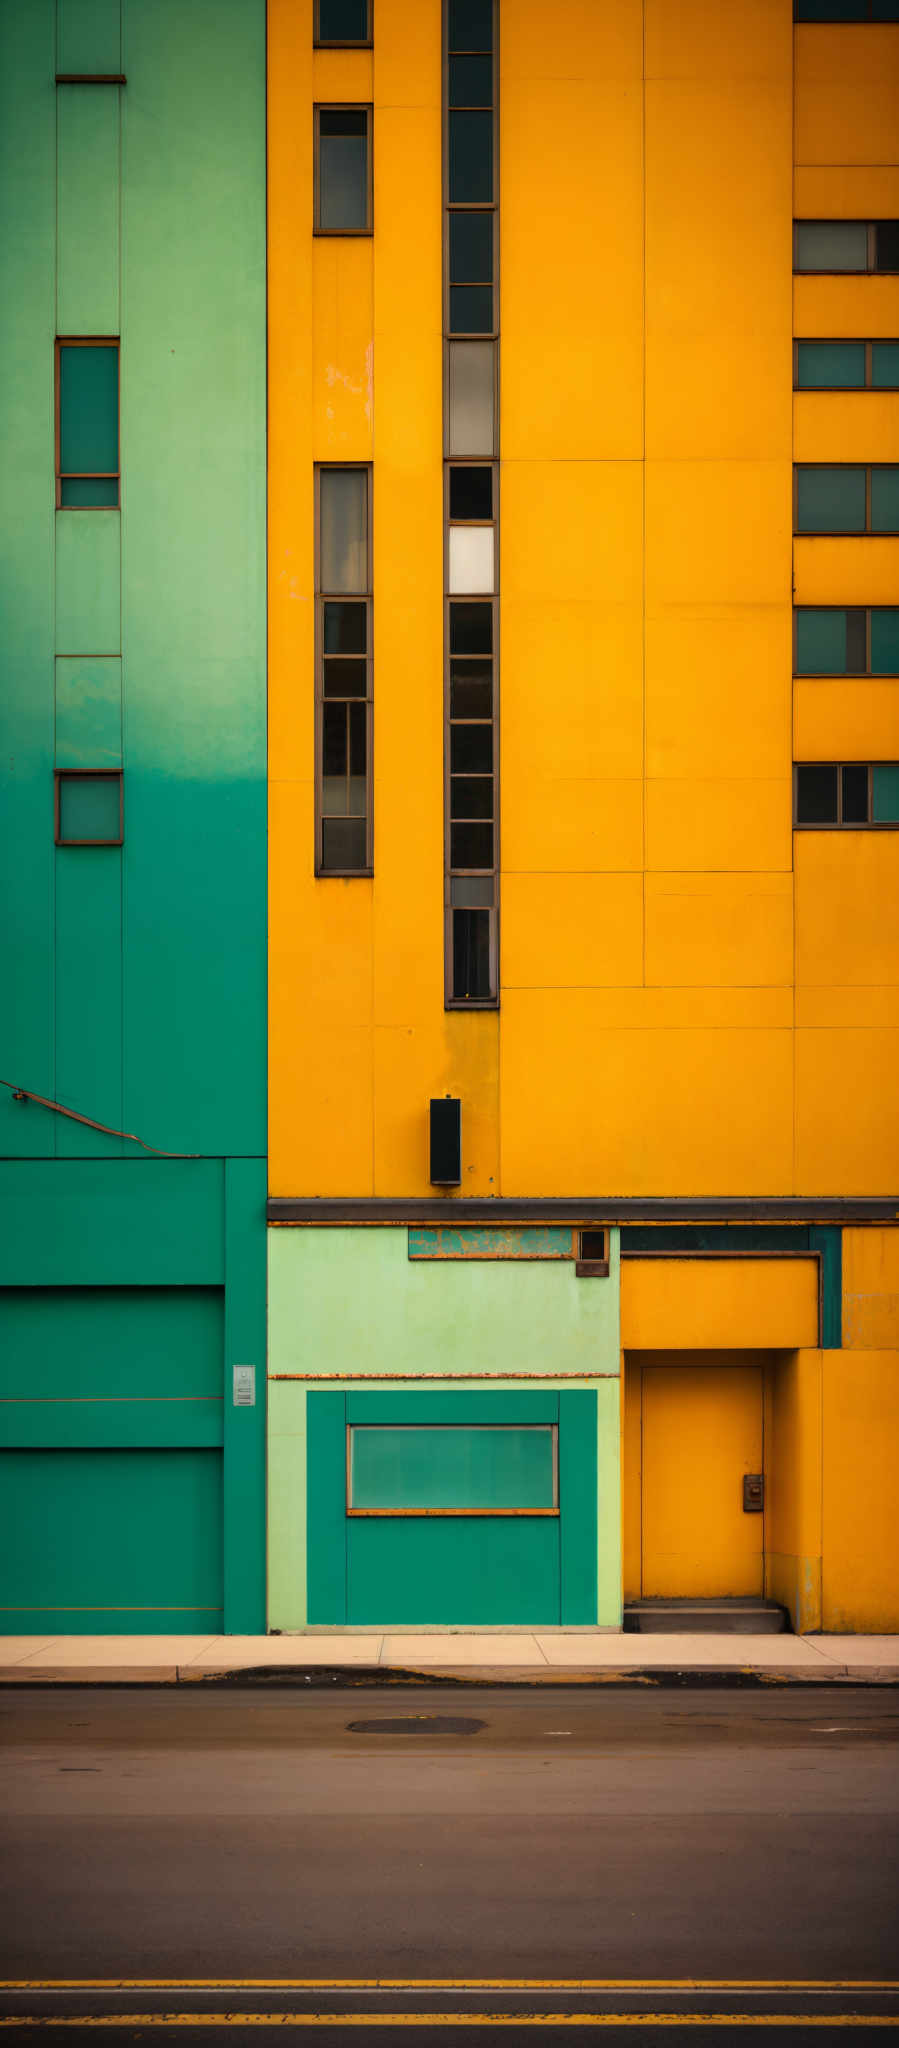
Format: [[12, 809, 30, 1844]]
[[444, 0, 499, 1006], [314, 465, 373, 875]]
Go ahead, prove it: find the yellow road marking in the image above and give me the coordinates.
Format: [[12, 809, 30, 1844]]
[[1, 2014, 898, 2029], [4, 1983, 898, 1994]]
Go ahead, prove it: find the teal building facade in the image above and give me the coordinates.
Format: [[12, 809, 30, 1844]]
[[0, 0, 267, 1633]]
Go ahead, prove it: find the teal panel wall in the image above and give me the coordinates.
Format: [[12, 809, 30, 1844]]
[[0, 0, 56, 1155], [55, 511, 121, 655], [0, 1286, 223, 1400], [0, 1162, 225, 1287], [223, 1158, 267, 1633], [57, 86, 120, 335], [55, 845, 123, 1153], [57, 0, 121, 73], [56, 658, 122, 766]]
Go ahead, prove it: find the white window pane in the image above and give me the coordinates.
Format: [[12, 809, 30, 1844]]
[[449, 524, 494, 594], [795, 221, 867, 273], [320, 469, 367, 592], [448, 341, 494, 455]]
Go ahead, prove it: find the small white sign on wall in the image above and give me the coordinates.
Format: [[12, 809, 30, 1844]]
[[233, 1364, 256, 1408]]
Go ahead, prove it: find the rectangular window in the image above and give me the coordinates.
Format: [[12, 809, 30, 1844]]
[[314, 107, 372, 234], [315, 0, 371, 43], [794, 465, 899, 533], [872, 342, 899, 388], [56, 340, 119, 508], [795, 1, 899, 16], [794, 762, 899, 827], [315, 466, 372, 875], [793, 220, 899, 273], [347, 1423, 558, 1515], [794, 339, 899, 388], [794, 607, 899, 673], [575, 1229, 611, 1279], [447, 340, 496, 456], [55, 770, 123, 845]]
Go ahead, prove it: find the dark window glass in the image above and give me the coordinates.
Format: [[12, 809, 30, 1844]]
[[449, 110, 493, 204], [796, 764, 839, 824], [57, 773, 122, 845], [450, 467, 492, 520], [872, 763, 899, 821], [451, 723, 492, 775], [872, 0, 899, 17], [324, 600, 366, 653], [318, 110, 369, 232], [451, 775, 493, 819], [448, 0, 493, 49], [872, 342, 899, 387], [796, 341, 866, 387], [871, 609, 899, 672], [449, 53, 493, 105], [871, 466, 899, 532], [317, 0, 369, 39], [451, 875, 493, 906], [451, 821, 493, 868], [349, 699, 367, 779], [841, 764, 869, 823], [449, 285, 494, 334], [796, 465, 866, 532], [450, 660, 493, 718], [322, 817, 366, 869], [794, 0, 867, 15], [452, 907, 491, 999], [323, 700, 347, 780], [449, 210, 493, 282], [794, 220, 867, 271], [795, 608, 849, 674], [580, 1231, 607, 1263], [875, 222, 899, 272], [846, 607, 868, 671], [58, 343, 119, 506], [450, 601, 492, 654], [323, 657, 367, 698]]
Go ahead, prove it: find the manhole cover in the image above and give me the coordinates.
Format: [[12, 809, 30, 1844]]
[[347, 1715, 485, 1736]]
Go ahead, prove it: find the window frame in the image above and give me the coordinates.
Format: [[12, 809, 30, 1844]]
[[793, 761, 899, 829], [345, 1420, 560, 1517], [793, 338, 899, 390], [793, 463, 899, 534], [54, 768, 124, 847], [55, 336, 120, 511], [444, 590, 500, 1009], [313, 103, 373, 237], [314, 463, 374, 878], [575, 1228, 611, 1279], [313, 0, 372, 47], [793, 220, 899, 274]]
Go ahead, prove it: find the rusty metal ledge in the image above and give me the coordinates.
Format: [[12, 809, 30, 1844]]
[[267, 1197, 899, 1226]]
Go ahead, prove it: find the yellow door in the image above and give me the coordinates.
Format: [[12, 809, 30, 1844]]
[[641, 1362, 763, 1597]]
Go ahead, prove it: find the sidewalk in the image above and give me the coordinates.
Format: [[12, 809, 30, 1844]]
[[1, 1630, 897, 1684]]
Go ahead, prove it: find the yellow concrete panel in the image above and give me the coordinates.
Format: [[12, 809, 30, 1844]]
[[794, 167, 899, 220], [797, 986, 899, 1027], [646, 0, 789, 79], [501, 990, 794, 1196], [373, 1014, 499, 1197], [504, 461, 644, 605], [502, 598, 643, 785], [646, 776, 792, 873], [373, 0, 439, 105], [822, 1350, 899, 1631], [766, 1347, 823, 1634], [794, 679, 899, 763], [794, 394, 899, 467], [793, 276, 899, 340], [795, 26, 899, 168], [843, 1227, 899, 1351], [641, 1360, 764, 1597], [645, 872, 793, 989], [502, 776, 644, 877], [503, 0, 643, 85], [621, 1262, 819, 1352], [270, 1016, 374, 1197], [646, 608, 791, 780], [793, 538, 899, 608], [502, 874, 644, 990], [311, 48, 372, 101], [373, 105, 441, 346], [796, 832, 899, 992], [795, 1028, 899, 1194], [621, 1356, 642, 1602], [269, 780, 372, 1018], [311, 239, 373, 459], [646, 462, 791, 606]]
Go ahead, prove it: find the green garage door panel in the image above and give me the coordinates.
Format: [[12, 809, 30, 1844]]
[[348, 1518, 561, 1627], [0, 1447, 223, 1632], [0, 1286, 223, 1402]]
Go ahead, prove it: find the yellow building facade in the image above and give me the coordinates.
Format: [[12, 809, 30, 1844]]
[[266, 0, 899, 1635]]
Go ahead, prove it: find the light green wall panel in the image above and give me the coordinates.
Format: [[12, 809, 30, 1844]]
[[55, 845, 122, 1154], [57, 0, 121, 72], [268, 1226, 620, 1380], [596, 1378, 622, 1628], [57, 87, 120, 335], [56, 658, 122, 765], [0, 1285, 222, 1401], [55, 510, 120, 654]]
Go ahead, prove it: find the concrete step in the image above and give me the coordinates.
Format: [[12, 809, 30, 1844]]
[[623, 1598, 790, 1635]]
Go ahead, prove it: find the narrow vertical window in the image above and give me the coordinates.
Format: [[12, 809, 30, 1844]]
[[314, 107, 372, 234], [444, 0, 498, 1006], [315, 466, 372, 875], [56, 340, 119, 507]]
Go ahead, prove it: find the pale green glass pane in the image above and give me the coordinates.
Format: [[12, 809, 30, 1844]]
[[795, 609, 847, 673], [58, 774, 120, 842], [872, 343, 899, 387], [871, 467, 899, 532], [448, 341, 495, 455], [319, 469, 367, 591], [796, 466, 866, 532], [60, 476, 118, 506], [350, 1425, 556, 1511], [872, 763, 899, 822], [59, 343, 118, 476], [796, 341, 865, 387], [318, 122, 368, 232], [794, 221, 867, 272], [871, 610, 899, 672]]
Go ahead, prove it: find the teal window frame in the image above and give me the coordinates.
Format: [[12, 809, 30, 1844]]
[[55, 337, 120, 509], [55, 769, 123, 847]]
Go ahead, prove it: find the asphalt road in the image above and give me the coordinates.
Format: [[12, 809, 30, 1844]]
[[0, 1685, 897, 2043]]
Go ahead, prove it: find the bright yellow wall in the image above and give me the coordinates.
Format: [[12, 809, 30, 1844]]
[[822, 1349, 899, 1631], [794, 681, 899, 763], [843, 1229, 899, 1351], [620, 1259, 819, 1353], [795, 27, 899, 167], [766, 1348, 823, 1634]]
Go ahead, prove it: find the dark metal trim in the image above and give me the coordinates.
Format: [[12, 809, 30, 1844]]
[[56, 73, 126, 83], [268, 1197, 899, 1224]]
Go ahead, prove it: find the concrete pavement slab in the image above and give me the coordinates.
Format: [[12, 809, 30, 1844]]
[[19, 1634, 219, 1667], [0, 1638, 60, 1662], [381, 1632, 548, 1665], [182, 1634, 384, 1670], [808, 1635, 899, 1666], [533, 1631, 834, 1668]]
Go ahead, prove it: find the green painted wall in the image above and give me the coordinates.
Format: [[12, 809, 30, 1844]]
[[0, 0, 267, 1633]]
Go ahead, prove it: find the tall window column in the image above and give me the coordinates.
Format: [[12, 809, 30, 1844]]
[[443, 0, 498, 1005]]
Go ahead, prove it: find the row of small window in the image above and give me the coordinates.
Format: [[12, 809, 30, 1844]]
[[795, 763, 899, 827], [313, 1, 495, 48], [795, 340, 899, 389], [794, 465, 899, 534], [795, 608, 899, 672], [795, 1, 899, 17], [794, 220, 899, 273]]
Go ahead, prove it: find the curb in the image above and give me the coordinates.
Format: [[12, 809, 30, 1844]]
[[2, 1662, 898, 1689]]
